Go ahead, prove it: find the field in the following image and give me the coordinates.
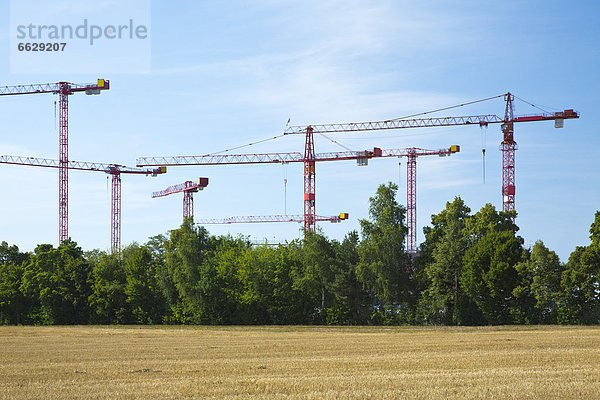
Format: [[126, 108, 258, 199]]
[[0, 326, 599, 399]]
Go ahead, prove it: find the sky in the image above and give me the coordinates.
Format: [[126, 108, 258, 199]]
[[0, 0, 598, 262]]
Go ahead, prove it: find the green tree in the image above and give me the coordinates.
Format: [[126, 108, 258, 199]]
[[558, 246, 600, 324], [88, 252, 128, 324], [356, 183, 409, 321], [558, 212, 600, 324], [215, 240, 311, 324], [264, 241, 313, 324], [293, 230, 336, 322], [122, 244, 167, 324], [514, 241, 563, 324], [464, 203, 518, 242], [460, 204, 524, 324], [0, 242, 30, 324], [21, 240, 92, 325], [210, 236, 254, 324], [461, 231, 524, 324], [589, 211, 600, 248], [146, 234, 184, 323], [164, 220, 224, 323], [418, 197, 472, 325], [328, 231, 370, 325]]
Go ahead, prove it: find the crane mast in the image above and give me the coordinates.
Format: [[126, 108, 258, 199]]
[[152, 178, 209, 222], [0, 154, 164, 253], [304, 127, 316, 231], [284, 93, 578, 215], [139, 145, 459, 250], [138, 92, 576, 253], [0, 79, 110, 244], [501, 93, 516, 213]]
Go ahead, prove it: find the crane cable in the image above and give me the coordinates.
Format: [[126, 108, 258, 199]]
[[321, 134, 354, 152], [390, 93, 506, 120], [283, 162, 288, 215], [206, 94, 509, 156], [200, 93, 529, 166], [210, 134, 286, 155], [398, 161, 402, 189], [480, 124, 487, 184], [513, 95, 557, 114]]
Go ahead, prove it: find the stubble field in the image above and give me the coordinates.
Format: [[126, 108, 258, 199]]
[[0, 325, 599, 399]]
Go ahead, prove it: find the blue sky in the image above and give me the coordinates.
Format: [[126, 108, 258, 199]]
[[0, 0, 598, 261]]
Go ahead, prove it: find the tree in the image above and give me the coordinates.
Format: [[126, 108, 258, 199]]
[[20, 240, 92, 325], [357, 183, 410, 321], [461, 231, 524, 324], [460, 204, 524, 324], [263, 241, 313, 324], [589, 211, 600, 248], [0, 242, 30, 324], [558, 246, 600, 324], [513, 241, 563, 324], [122, 244, 167, 324], [328, 231, 370, 325], [464, 203, 518, 243], [164, 220, 224, 323], [293, 230, 336, 322], [210, 236, 255, 324], [88, 252, 128, 324], [558, 212, 600, 324], [418, 197, 472, 325]]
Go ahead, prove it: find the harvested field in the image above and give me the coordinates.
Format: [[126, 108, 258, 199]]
[[0, 325, 599, 399]]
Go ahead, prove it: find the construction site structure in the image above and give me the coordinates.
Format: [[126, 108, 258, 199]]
[[152, 178, 209, 221], [138, 145, 460, 252], [284, 93, 578, 214], [0, 155, 165, 253], [0, 79, 110, 244], [139, 93, 576, 253], [402, 147, 460, 254], [197, 213, 349, 225]]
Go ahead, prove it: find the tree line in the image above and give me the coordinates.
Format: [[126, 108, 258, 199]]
[[1, 183, 599, 325]]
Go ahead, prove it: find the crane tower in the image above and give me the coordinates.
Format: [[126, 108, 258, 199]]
[[0, 154, 165, 253], [0, 79, 110, 244]]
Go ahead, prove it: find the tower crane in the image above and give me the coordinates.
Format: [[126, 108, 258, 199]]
[[0, 79, 110, 244], [283, 93, 579, 214], [0, 154, 165, 253], [152, 178, 209, 222], [138, 145, 460, 252], [197, 213, 348, 225], [402, 147, 460, 254]]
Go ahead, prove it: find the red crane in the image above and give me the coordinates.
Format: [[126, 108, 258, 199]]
[[0, 79, 110, 244], [196, 213, 349, 225], [283, 93, 579, 214], [138, 145, 460, 251], [152, 178, 209, 221], [400, 147, 460, 254], [0, 154, 165, 253]]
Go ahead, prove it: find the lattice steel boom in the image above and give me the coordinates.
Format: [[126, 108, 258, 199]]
[[197, 213, 349, 225], [284, 93, 578, 214], [0, 79, 110, 245], [139, 145, 459, 241], [152, 178, 209, 221], [0, 154, 165, 253]]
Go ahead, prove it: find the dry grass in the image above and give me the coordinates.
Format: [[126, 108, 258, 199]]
[[0, 325, 599, 399]]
